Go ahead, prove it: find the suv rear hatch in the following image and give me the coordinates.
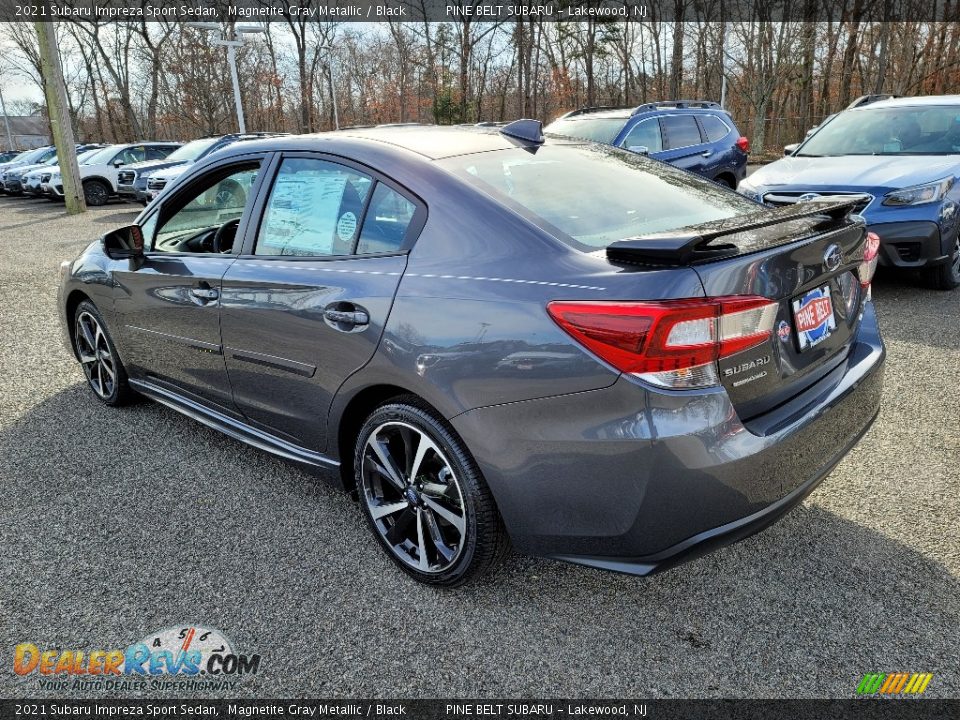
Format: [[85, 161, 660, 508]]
[[606, 197, 872, 420]]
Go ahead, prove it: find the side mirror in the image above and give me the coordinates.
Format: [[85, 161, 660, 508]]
[[805, 127, 818, 137], [627, 145, 650, 155], [784, 143, 800, 156], [103, 224, 145, 260], [113, 160, 125, 168]]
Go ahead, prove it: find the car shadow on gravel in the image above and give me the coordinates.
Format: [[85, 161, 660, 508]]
[[2, 382, 958, 697]]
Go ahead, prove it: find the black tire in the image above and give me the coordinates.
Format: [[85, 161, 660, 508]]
[[921, 233, 960, 290], [354, 397, 510, 587], [714, 175, 735, 189], [73, 300, 134, 406], [82, 179, 111, 207]]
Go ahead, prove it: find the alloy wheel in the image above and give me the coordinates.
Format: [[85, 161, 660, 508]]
[[85, 182, 108, 206], [361, 421, 467, 574], [75, 311, 116, 399], [952, 236, 960, 279]]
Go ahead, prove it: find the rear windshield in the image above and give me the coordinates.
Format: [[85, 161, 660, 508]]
[[439, 143, 757, 250], [544, 117, 627, 144], [798, 105, 960, 156]]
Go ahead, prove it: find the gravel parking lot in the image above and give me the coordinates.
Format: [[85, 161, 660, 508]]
[[1, 194, 957, 699]]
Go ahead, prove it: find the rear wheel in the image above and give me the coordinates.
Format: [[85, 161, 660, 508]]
[[922, 233, 960, 290], [73, 300, 133, 406], [82, 179, 110, 207], [355, 398, 509, 587], [714, 174, 735, 189]]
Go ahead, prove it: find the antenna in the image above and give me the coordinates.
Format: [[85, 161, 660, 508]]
[[499, 119, 544, 145]]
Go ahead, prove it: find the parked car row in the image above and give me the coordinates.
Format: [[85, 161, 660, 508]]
[[0, 132, 287, 207]]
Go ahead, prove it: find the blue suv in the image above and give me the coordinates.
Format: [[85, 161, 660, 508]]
[[545, 100, 750, 188], [740, 95, 960, 290]]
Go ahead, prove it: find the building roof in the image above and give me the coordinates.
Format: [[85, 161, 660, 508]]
[[3, 115, 47, 136]]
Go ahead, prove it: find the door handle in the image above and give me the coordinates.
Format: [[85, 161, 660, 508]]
[[701, 150, 713, 158], [324, 308, 369, 325], [190, 287, 219, 302]]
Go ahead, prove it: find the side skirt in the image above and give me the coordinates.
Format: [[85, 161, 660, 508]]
[[129, 378, 340, 473]]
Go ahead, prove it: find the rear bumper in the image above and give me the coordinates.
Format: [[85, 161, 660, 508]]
[[869, 220, 950, 269], [450, 302, 885, 575]]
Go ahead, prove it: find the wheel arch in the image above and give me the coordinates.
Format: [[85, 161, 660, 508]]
[[64, 289, 94, 360], [334, 383, 444, 493], [83, 175, 115, 193], [715, 171, 737, 189]]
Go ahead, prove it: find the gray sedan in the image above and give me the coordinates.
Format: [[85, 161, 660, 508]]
[[57, 122, 885, 586]]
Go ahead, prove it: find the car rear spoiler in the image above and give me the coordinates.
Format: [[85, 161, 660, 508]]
[[606, 194, 871, 266]]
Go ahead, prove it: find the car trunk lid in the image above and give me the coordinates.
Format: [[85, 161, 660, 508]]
[[606, 197, 870, 420]]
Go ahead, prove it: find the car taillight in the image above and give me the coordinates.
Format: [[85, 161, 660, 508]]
[[736, 136, 750, 153], [547, 296, 777, 389], [858, 231, 880, 289]]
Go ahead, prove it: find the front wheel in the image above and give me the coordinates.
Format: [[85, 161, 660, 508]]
[[922, 234, 960, 290], [82, 179, 111, 207], [355, 399, 509, 587], [73, 300, 133, 405]]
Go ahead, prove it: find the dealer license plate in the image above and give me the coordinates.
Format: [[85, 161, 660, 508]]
[[791, 285, 836, 351]]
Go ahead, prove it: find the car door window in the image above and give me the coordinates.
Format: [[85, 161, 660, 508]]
[[151, 164, 260, 254], [113, 146, 146, 166], [620, 118, 663, 152], [255, 157, 373, 257], [355, 183, 417, 254], [699, 115, 732, 143], [661, 116, 703, 149]]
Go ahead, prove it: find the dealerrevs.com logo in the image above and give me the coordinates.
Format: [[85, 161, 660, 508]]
[[13, 626, 261, 692]]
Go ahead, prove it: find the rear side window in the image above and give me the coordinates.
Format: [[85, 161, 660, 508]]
[[255, 158, 373, 257], [146, 146, 173, 160], [661, 116, 703, 149], [699, 115, 732, 142], [356, 183, 417, 254], [620, 118, 663, 152]]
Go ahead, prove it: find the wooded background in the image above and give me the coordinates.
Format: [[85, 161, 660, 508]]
[[3, 12, 960, 156]]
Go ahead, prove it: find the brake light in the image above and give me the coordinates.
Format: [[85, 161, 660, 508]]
[[547, 296, 777, 389], [858, 231, 881, 289], [736, 136, 750, 153]]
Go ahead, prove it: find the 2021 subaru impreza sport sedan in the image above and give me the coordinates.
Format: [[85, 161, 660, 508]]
[[58, 122, 885, 586]]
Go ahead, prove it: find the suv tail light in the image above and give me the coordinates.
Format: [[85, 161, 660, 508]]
[[858, 231, 880, 289], [547, 297, 777, 389], [736, 136, 750, 153]]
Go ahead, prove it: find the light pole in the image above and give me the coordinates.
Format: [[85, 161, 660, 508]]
[[0, 83, 14, 150], [317, 45, 340, 130], [188, 22, 264, 134]]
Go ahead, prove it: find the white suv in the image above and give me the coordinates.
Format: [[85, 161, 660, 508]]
[[47, 142, 180, 206]]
